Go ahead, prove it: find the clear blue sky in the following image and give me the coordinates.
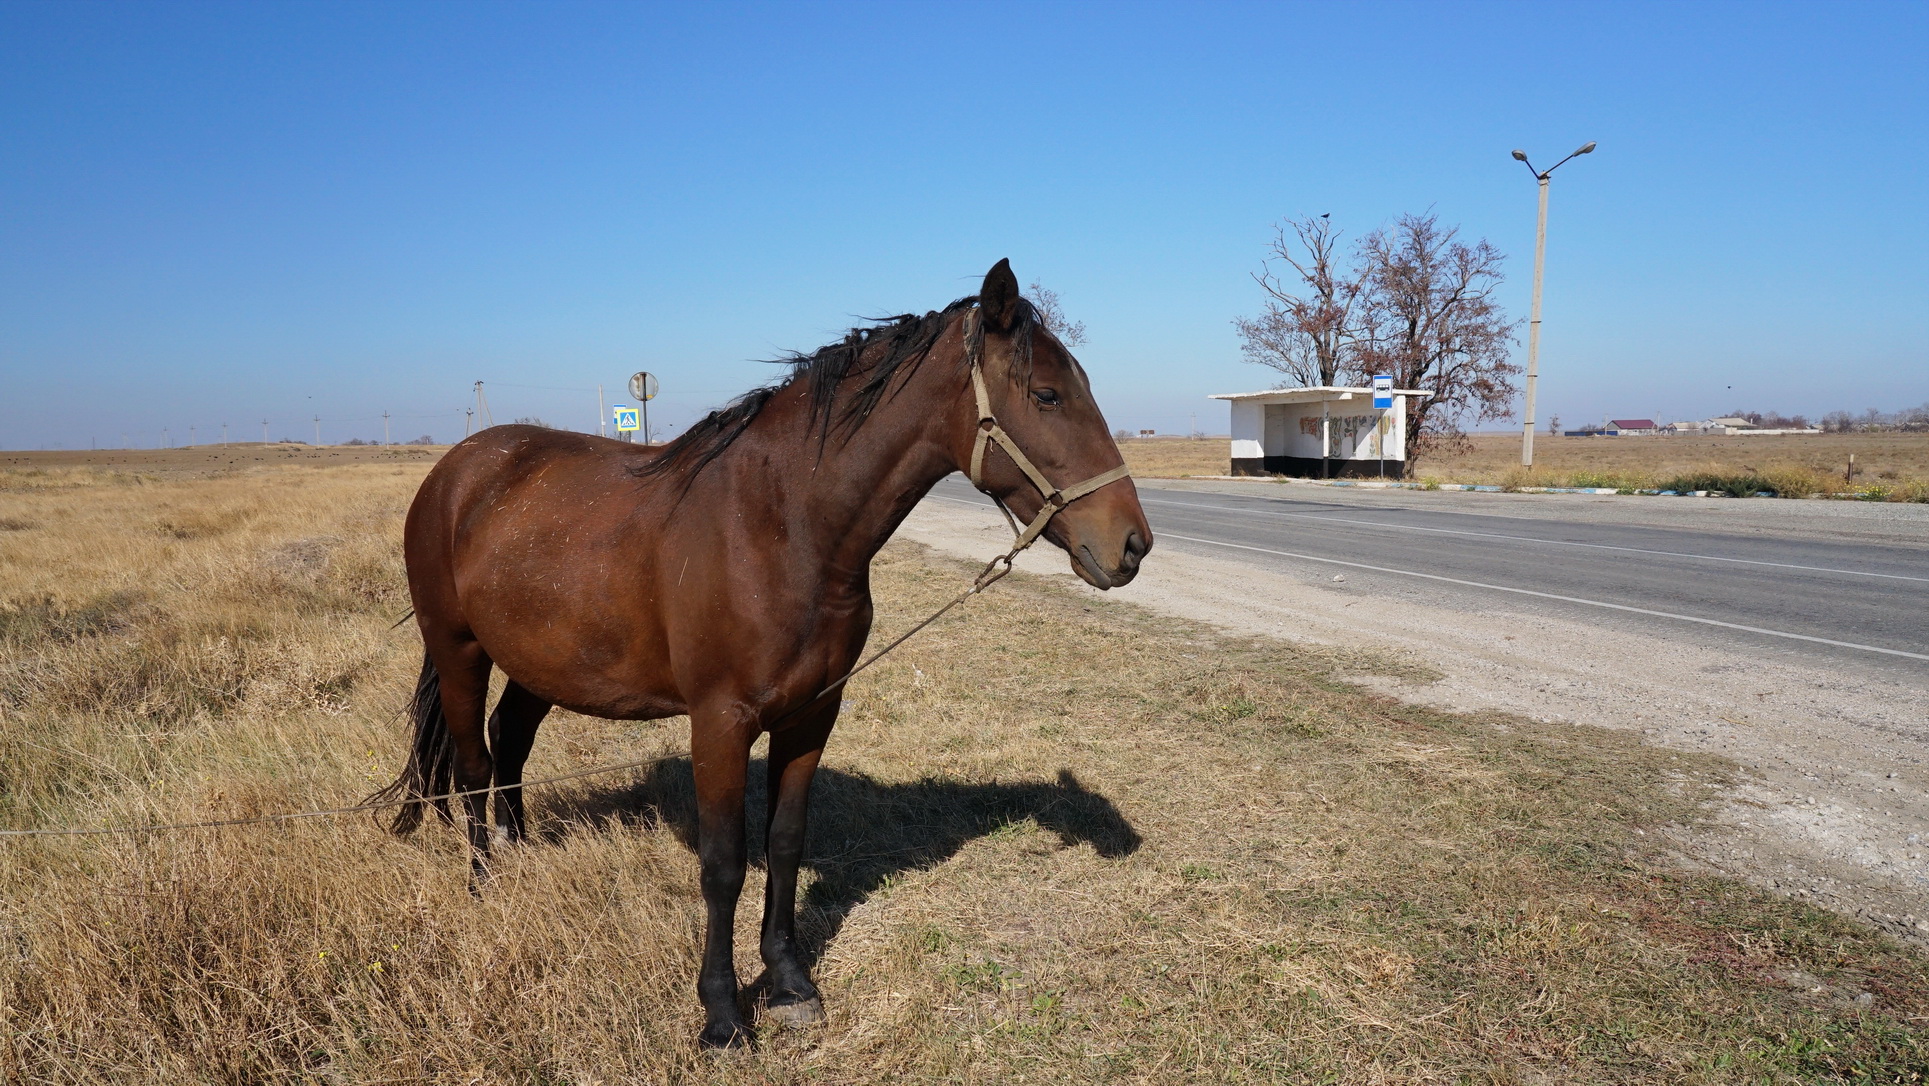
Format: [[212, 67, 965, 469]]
[[2, 0, 1924, 448]]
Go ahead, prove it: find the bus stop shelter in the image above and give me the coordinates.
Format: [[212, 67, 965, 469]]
[[1209, 386, 1433, 479]]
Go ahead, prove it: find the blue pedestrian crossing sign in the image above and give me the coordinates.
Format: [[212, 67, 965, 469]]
[[1372, 375, 1393, 410], [613, 405, 641, 432]]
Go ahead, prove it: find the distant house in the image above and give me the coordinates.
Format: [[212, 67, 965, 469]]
[[1610, 419, 1658, 435]]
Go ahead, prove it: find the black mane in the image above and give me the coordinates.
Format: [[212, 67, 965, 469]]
[[634, 292, 1043, 483]]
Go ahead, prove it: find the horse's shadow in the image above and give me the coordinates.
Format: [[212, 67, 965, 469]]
[[535, 758, 1141, 962]]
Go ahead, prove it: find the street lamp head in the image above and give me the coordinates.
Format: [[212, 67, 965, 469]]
[[1575, 141, 1597, 155], [1511, 149, 1528, 161]]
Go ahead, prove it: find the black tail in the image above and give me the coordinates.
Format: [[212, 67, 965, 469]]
[[368, 650, 454, 835]]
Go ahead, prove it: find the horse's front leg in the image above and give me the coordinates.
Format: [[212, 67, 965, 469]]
[[690, 706, 758, 1049], [759, 707, 837, 1027]]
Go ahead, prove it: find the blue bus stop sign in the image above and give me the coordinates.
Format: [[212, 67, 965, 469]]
[[1372, 375, 1393, 410]]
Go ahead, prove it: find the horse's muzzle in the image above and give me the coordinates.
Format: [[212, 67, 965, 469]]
[[1074, 529, 1150, 590]]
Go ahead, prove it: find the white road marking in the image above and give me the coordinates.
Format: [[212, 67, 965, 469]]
[[1138, 495, 1929, 584], [1153, 531, 1929, 663]]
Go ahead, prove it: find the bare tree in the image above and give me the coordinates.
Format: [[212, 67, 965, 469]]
[[1354, 212, 1520, 461], [1026, 281, 1087, 347], [1232, 215, 1364, 387]]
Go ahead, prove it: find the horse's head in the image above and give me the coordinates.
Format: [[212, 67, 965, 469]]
[[958, 259, 1152, 589]]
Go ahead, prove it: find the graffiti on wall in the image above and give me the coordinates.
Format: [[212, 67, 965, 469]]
[[1297, 415, 1390, 445]]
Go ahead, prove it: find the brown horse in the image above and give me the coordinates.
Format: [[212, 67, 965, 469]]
[[380, 259, 1151, 1048]]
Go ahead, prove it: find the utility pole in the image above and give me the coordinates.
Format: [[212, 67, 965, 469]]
[[262, 419, 269, 443], [313, 415, 321, 446], [465, 407, 475, 437], [1512, 141, 1596, 468], [189, 425, 196, 447], [162, 427, 169, 448], [597, 384, 606, 437], [382, 411, 391, 446], [221, 422, 228, 445], [473, 381, 493, 429]]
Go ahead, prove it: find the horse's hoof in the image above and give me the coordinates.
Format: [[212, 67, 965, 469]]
[[698, 1020, 753, 1051], [763, 995, 825, 1027]]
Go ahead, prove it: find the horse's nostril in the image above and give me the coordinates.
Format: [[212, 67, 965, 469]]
[[1122, 530, 1148, 567]]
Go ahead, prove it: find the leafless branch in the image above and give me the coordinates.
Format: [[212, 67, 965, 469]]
[[1026, 281, 1087, 348], [1232, 216, 1364, 387]]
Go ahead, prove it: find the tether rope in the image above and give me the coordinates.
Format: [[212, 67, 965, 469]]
[[0, 548, 1024, 840]]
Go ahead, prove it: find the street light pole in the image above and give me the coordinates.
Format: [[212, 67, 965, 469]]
[[1520, 173, 1550, 468], [1512, 141, 1595, 468]]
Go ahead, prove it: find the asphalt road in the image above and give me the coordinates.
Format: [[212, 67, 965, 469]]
[[927, 476, 1929, 673]]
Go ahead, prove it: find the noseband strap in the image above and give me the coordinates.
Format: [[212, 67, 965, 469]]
[[961, 309, 1134, 553]]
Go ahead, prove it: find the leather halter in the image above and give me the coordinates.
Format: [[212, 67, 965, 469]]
[[960, 308, 1133, 553]]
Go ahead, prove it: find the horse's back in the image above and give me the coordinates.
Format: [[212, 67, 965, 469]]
[[405, 425, 658, 621]]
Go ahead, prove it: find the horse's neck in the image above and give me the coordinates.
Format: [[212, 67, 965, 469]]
[[755, 360, 963, 577]]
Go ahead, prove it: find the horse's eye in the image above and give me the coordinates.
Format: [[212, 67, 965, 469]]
[[1032, 388, 1061, 408]]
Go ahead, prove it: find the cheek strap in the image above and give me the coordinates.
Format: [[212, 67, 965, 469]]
[[962, 309, 1133, 551]]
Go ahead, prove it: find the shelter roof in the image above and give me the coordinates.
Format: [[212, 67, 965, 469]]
[[1208, 386, 1433, 404], [1611, 419, 1657, 429]]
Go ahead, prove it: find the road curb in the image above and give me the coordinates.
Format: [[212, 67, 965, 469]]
[[1175, 476, 1862, 500]]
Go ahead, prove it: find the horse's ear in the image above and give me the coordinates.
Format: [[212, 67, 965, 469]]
[[979, 258, 1021, 332]]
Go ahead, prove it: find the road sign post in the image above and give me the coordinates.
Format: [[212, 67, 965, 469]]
[[1372, 375, 1393, 480], [629, 371, 659, 444]]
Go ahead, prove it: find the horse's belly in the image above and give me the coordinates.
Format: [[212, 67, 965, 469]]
[[465, 581, 684, 721]]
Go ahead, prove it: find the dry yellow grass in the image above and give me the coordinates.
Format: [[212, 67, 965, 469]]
[[2, 458, 1925, 1083], [1436, 432, 1929, 488], [0, 442, 443, 477], [1118, 432, 1929, 500], [1117, 438, 1229, 479]]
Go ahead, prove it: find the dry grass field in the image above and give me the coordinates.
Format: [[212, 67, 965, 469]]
[[1119, 432, 1929, 500], [0, 442, 443, 480], [1116, 438, 1234, 481], [3, 455, 1927, 1083]]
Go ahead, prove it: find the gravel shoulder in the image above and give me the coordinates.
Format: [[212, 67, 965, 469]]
[[896, 485, 1929, 948]]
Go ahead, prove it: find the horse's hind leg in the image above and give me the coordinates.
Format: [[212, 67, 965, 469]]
[[486, 680, 551, 844], [759, 707, 836, 1027], [427, 636, 495, 884]]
